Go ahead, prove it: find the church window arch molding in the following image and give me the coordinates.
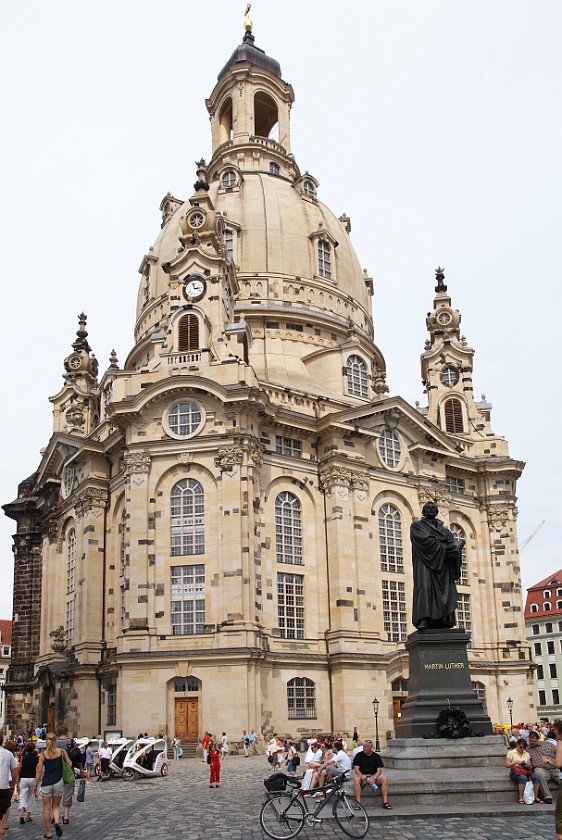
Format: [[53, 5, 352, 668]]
[[254, 90, 279, 140], [177, 313, 200, 353], [65, 522, 77, 649], [309, 229, 338, 283], [170, 478, 205, 557], [439, 395, 467, 434], [275, 490, 303, 566], [345, 353, 369, 399], [287, 676, 316, 719], [218, 96, 233, 144], [449, 521, 469, 586], [378, 503, 404, 574]]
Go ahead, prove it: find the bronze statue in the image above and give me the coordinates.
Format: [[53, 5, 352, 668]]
[[411, 501, 465, 630]]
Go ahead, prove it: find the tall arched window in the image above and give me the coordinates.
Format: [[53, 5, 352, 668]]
[[378, 504, 403, 573], [287, 677, 316, 719], [66, 527, 76, 648], [347, 355, 368, 398], [444, 397, 464, 433], [318, 240, 332, 279], [225, 228, 234, 261], [178, 313, 199, 352], [449, 523, 469, 586], [275, 492, 302, 564], [171, 479, 205, 556], [254, 91, 278, 138], [66, 527, 76, 594]]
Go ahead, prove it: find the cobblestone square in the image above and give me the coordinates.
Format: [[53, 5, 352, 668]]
[[8, 755, 554, 840]]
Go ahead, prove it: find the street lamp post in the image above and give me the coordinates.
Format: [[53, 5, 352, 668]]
[[372, 697, 380, 752], [507, 697, 514, 731]]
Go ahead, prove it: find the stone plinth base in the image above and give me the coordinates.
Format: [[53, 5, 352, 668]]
[[395, 628, 493, 738], [352, 736, 551, 808]]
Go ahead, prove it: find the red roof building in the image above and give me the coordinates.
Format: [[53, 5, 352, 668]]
[[524, 570, 562, 620], [525, 571, 562, 717]]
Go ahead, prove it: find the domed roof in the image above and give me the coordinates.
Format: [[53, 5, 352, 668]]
[[217, 32, 282, 81], [138, 171, 372, 332]]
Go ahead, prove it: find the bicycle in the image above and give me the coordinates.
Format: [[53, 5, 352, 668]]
[[260, 771, 369, 839]]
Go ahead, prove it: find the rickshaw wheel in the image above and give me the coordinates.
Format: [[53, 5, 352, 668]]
[[161, 763, 168, 776], [122, 767, 135, 781]]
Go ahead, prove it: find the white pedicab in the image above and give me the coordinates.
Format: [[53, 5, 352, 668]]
[[95, 738, 134, 778], [121, 737, 168, 781]]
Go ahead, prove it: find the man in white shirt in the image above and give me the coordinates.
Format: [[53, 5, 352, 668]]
[[320, 739, 352, 786], [0, 736, 18, 836]]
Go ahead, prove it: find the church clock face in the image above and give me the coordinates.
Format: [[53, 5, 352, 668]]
[[183, 275, 206, 301]]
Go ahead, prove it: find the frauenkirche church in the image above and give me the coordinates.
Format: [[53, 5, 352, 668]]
[[4, 17, 533, 743]]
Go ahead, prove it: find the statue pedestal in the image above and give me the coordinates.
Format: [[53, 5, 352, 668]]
[[395, 628, 493, 738]]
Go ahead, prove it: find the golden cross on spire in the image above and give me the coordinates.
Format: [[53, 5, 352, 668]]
[[244, 3, 252, 32]]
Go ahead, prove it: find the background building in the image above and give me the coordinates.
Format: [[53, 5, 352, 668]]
[[0, 620, 12, 731], [3, 25, 533, 742], [525, 570, 562, 720]]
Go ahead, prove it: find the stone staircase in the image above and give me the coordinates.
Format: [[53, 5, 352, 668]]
[[356, 736, 559, 807]]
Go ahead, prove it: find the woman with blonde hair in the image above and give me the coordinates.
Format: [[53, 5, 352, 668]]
[[33, 733, 72, 838]]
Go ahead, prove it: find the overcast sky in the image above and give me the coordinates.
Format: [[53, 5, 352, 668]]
[[1, 1, 560, 620]]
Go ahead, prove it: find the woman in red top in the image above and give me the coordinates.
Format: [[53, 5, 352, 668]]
[[208, 739, 220, 788]]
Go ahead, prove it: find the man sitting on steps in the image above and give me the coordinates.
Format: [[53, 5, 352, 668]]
[[352, 739, 392, 809], [528, 729, 559, 804]]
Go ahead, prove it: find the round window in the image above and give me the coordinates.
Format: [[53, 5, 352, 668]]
[[221, 170, 236, 189], [441, 365, 459, 387], [165, 401, 204, 438]]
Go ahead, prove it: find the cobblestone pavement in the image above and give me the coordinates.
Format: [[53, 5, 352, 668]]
[[8, 755, 555, 840]]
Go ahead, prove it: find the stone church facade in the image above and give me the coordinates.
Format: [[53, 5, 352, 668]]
[[4, 27, 534, 743]]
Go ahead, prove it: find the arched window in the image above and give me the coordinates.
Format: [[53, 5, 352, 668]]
[[119, 511, 126, 577], [275, 492, 302, 564], [318, 240, 332, 279], [544, 590, 551, 599], [66, 527, 76, 595], [287, 677, 316, 719], [530, 603, 538, 613], [218, 97, 233, 143], [449, 523, 469, 586], [444, 398, 464, 434], [347, 355, 368, 398], [378, 504, 404, 573], [225, 228, 234, 261], [544, 602, 552, 611], [178, 313, 199, 352], [254, 91, 278, 139], [66, 527, 76, 648], [171, 479, 205, 556]]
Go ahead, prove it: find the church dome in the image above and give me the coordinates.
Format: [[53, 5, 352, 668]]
[[137, 176, 373, 336], [132, 30, 384, 398]]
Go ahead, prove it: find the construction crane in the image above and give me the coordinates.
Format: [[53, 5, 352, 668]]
[[520, 520, 546, 553]]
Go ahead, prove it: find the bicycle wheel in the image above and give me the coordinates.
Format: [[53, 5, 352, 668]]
[[333, 795, 369, 838], [260, 793, 305, 839]]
